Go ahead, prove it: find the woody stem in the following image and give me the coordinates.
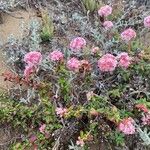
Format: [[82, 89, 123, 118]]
[[128, 41, 131, 53]]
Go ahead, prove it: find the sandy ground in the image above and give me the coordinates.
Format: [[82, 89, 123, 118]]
[[0, 10, 36, 91]]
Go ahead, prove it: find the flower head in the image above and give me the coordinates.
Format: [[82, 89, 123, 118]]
[[103, 21, 114, 30], [24, 51, 42, 65], [98, 54, 117, 72], [141, 112, 150, 125], [76, 136, 85, 147], [91, 47, 100, 54], [117, 52, 132, 68], [24, 65, 34, 79], [98, 5, 112, 17], [56, 107, 67, 117], [49, 50, 64, 61], [144, 16, 150, 28], [121, 28, 136, 42], [67, 57, 80, 71], [118, 117, 135, 135], [70, 37, 86, 51], [39, 124, 46, 134]]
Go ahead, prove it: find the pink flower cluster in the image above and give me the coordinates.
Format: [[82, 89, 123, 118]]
[[98, 5, 112, 17], [117, 52, 132, 68], [67, 57, 80, 71], [121, 28, 136, 42], [24, 65, 35, 79], [98, 52, 131, 72], [144, 16, 150, 28], [67, 58, 92, 72], [98, 54, 117, 72], [56, 107, 67, 117], [118, 117, 135, 135], [76, 136, 85, 147], [24, 51, 42, 65], [142, 112, 150, 125], [49, 50, 64, 62], [23, 51, 42, 79], [103, 21, 114, 30], [70, 37, 86, 52]]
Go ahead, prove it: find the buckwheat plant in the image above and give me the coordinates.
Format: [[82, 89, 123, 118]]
[[28, 19, 41, 51], [1, 0, 150, 149]]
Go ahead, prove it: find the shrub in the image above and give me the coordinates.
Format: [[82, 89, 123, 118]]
[[1, 1, 150, 149]]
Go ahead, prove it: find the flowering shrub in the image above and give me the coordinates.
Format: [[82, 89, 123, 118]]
[[1, 1, 150, 150]]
